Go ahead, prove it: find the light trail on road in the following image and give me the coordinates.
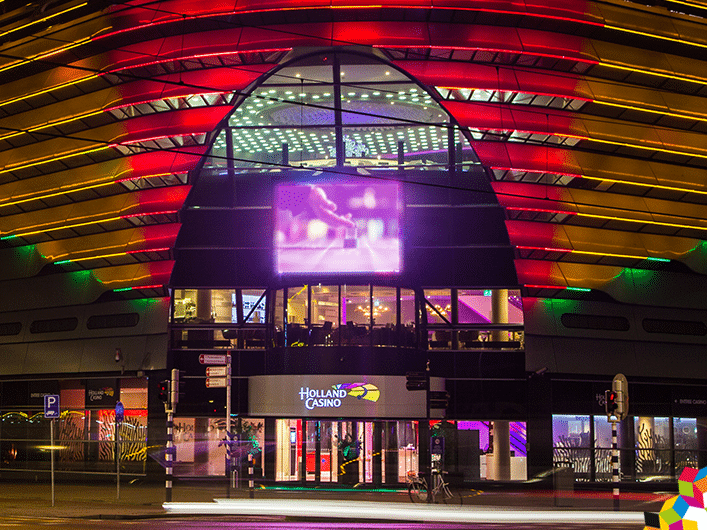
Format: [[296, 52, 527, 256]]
[[164, 498, 646, 526]]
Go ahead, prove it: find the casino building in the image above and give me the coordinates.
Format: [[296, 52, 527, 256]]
[[1, 0, 707, 486]]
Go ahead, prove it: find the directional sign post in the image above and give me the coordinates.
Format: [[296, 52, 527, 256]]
[[199, 354, 228, 365], [43, 394, 60, 507], [206, 377, 228, 388], [206, 366, 228, 378]]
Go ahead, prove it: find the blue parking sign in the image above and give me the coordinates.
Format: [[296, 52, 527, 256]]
[[44, 394, 60, 419], [115, 401, 124, 424]]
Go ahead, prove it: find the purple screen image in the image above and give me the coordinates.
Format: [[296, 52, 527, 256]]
[[274, 181, 402, 274]]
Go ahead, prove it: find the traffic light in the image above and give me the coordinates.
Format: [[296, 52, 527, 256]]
[[158, 380, 170, 403], [429, 390, 450, 409], [605, 390, 618, 417], [170, 368, 181, 405], [406, 371, 427, 391]]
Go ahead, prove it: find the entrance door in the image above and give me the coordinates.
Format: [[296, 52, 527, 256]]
[[275, 419, 419, 484]]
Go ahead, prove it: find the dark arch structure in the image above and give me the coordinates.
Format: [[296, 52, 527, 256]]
[[1, 0, 707, 485]]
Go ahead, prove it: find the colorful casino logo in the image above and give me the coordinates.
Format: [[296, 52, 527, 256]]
[[337, 383, 381, 403], [298, 383, 380, 410], [644, 467, 707, 529]]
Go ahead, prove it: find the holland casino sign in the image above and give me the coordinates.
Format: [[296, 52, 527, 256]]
[[299, 383, 380, 410], [248, 375, 431, 418]]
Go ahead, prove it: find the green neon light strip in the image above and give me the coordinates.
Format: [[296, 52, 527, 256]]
[[54, 260, 72, 265], [646, 257, 671, 262], [566, 287, 592, 292]]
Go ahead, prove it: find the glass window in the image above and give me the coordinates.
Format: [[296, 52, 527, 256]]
[[241, 290, 266, 324], [206, 52, 456, 173], [287, 286, 308, 325], [553, 415, 591, 480], [341, 285, 370, 345], [286, 286, 308, 346], [674, 417, 698, 477], [400, 288, 416, 348], [210, 289, 234, 323], [635, 417, 671, 481], [425, 289, 451, 325], [311, 285, 338, 346], [372, 286, 396, 346], [273, 289, 285, 347]]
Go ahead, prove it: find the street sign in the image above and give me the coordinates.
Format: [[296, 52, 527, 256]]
[[115, 401, 124, 424], [206, 366, 228, 377], [44, 394, 60, 419], [199, 354, 228, 365], [206, 377, 228, 388]]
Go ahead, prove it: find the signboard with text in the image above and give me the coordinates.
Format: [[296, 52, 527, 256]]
[[249, 375, 445, 418]]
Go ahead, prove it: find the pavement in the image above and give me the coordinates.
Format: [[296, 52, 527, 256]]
[[0, 476, 673, 521]]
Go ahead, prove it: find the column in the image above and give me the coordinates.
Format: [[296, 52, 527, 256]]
[[492, 420, 511, 480], [491, 289, 508, 342]]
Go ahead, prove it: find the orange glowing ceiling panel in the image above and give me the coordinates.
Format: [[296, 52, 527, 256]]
[[103, 27, 293, 73], [107, 0, 606, 37], [506, 220, 701, 265], [37, 224, 181, 264], [505, 219, 570, 250], [0, 147, 204, 212], [470, 142, 587, 182], [471, 141, 707, 194], [0, 107, 222, 175], [115, 65, 275, 108], [395, 61, 594, 102], [113, 106, 230, 146], [0, 186, 190, 238], [446, 100, 707, 159], [442, 100, 586, 138], [493, 181, 707, 231], [0, 59, 99, 109], [514, 259, 625, 290], [91, 260, 175, 290]]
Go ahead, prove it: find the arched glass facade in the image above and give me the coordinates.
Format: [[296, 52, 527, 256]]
[[169, 50, 524, 485]]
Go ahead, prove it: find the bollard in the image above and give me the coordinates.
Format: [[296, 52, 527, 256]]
[[248, 453, 254, 499]]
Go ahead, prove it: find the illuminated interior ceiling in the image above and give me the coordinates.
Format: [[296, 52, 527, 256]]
[[0, 0, 706, 309]]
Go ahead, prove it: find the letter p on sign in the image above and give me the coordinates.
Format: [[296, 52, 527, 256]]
[[44, 394, 60, 419]]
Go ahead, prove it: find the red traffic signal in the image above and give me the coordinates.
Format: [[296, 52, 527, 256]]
[[605, 390, 618, 416], [158, 380, 170, 403]]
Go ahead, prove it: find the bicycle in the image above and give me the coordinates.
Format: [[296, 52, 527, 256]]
[[406, 470, 461, 505]]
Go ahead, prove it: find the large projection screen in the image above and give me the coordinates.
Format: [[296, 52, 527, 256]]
[[274, 180, 401, 274]]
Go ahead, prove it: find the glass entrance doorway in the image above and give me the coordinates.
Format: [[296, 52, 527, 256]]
[[275, 419, 419, 484]]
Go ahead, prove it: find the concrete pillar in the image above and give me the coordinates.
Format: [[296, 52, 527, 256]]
[[492, 420, 511, 480], [196, 289, 212, 322], [491, 289, 508, 342]]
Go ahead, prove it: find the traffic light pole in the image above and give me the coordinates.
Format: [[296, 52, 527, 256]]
[[165, 403, 174, 502], [611, 418, 619, 511]]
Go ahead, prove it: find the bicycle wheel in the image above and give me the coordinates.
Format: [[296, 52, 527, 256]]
[[440, 484, 462, 505], [408, 481, 428, 503]]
